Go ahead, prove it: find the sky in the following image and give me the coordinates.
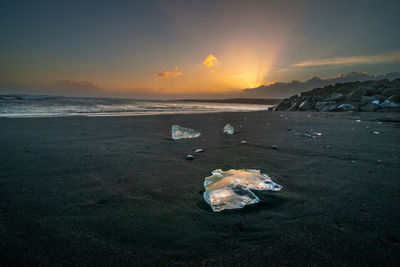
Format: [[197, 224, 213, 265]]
[[1, 0, 400, 98]]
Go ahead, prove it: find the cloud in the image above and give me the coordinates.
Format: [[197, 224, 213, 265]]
[[293, 50, 400, 67], [57, 80, 102, 90], [157, 67, 183, 78], [203, 54, 218, 68]]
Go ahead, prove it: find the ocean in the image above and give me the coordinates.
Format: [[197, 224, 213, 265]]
[[0, 95, 271, 117]]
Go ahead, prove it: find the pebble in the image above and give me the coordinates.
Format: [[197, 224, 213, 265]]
[[240, 140, 247, 144], [373, 131, 380, 135], [194, 149, 204, 153], [186, 155, 194, 160], [377, 160, 383, 163], [272, 145, 279, 149]]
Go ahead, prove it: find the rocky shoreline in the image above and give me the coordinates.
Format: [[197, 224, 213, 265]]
[[274, 78, 400, 112]]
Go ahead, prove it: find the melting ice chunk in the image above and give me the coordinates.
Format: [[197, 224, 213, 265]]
[[203, 169, 282, 212], [223, 123, 234, 135], [171, 125, 201, 140]]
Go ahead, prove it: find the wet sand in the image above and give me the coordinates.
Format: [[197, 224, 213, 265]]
[[0, 111, 399, 266]]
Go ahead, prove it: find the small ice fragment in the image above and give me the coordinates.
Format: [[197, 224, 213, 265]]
[[312, 136, 317, 139], [372, 100, 380, 105], [356, 120, 361, 123], [203, 169, 282, 212], [171, 125, 201, 140], [195, 149, 204, 153], [373, 131, 380, 134], [223, 123, 234, 135], [325, 145, 331, 148], [240, 141, 247, 144], [314, 132, 322, 136], [304, 134, 311, 138], [186, 155, 194, 160], [272, 145, 279, 149]]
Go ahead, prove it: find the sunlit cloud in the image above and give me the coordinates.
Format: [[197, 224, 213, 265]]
[[157, 67, 183, 78], [203, 54, 219, 68], [293, 50, 400, 67]]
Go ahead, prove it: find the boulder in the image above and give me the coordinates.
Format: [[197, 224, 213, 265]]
[[315, 101, 336, 112], [380, 98, 400, 108], [326, 92, 345, 101], [274, 95, 299, 111], [382, 87, 400, 98], [347, 88, 365, 102], [360, 102, 380, 112], [336, 103, 359, 112], [298, 99, 314, 111], [360, 95, 373, 105]]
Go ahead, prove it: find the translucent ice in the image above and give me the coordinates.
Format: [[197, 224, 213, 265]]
[[203, 169, 282, 212], [171, 125, 201, 140], [223, 123, 234, 134]]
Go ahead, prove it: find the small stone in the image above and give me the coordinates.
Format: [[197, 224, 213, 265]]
[[194, 149, 204, 153], [373, 131, 380, 135], [240, 140, 247, 144], [377, 160, 383, 163], [351, 160, 355, 164], [325, 145, 331, 148], [314, 132, 322, 136], [186, 155, 194, 160], [356, 120, 361, 123], [304, 134, 311, 138], [272, 145, 279, 149]]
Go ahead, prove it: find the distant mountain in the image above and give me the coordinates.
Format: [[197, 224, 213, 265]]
[[240, 72, 400, 99]]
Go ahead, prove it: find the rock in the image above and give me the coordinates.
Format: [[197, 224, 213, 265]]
[[298, 99, 314, 111], [380, 99, 400, 108], [315, 101, 336, 112], [382, 87, 400, 98], [336, 103, 359, 111], [372, 94, 387, 102], [363, 85, 379, 96], [274, 95, 299, 111], [361, 95, 373, 105], [186, 155, 194, 160], [347, 88, 365, 102], [326, 92, 345, 101], [360, 102, 379, 112], [272, 145, 279, 149], [195, 149, 204, 153]]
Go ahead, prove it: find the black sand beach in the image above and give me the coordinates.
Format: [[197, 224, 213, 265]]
[[1, 111, 399, 266]]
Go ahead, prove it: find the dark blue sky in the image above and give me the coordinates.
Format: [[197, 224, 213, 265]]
[[1, 0, 399, 97]]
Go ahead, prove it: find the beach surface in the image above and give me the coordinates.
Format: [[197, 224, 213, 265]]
[[0, 111, 399, 266]]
